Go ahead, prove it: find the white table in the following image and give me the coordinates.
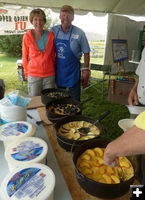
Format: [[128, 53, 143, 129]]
[[0, 109, 72, 200]]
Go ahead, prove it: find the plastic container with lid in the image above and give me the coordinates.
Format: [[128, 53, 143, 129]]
[[5, 137, 48, 172], [126, 105, 145, 115], [0, 163, 55, 200], [0, 104, 27, 124], [0, 121, 36, 148], [118, 118, 134, 132]]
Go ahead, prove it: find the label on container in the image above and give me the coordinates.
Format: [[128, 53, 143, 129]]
[[1, 123, 28, 137], [7, 167, 46, 199], [11, 141, 43, 161]]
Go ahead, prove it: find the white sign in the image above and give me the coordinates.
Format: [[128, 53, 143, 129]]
[[0, 8, 33, 35]]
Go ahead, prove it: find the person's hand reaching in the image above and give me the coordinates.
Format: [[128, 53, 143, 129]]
[[81, 68, 90, 87], [128, 89, 138, 105], [103, 151, 118, 167]]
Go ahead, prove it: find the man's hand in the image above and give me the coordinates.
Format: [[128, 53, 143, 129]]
[[128, 89, 138, 105], [81, 68, 90, 87], [103, 143, 118, 167], [128, 80, 139, 105]]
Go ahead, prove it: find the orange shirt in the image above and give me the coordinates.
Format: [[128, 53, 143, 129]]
[[22, 30, 55, 78]]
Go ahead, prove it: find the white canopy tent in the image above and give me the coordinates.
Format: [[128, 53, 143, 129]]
[[104, 14, 145, 72], [0, 0, 145, 72], [1, 0, 145, 16]]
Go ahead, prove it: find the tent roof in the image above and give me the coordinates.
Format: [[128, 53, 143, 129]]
[[1, 0, 145, 16]]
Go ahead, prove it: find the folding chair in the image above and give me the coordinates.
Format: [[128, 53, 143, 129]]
[[81, 63, 112, 99]]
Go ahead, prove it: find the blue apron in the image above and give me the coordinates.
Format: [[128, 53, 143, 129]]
[[55, 28, 80, 88]]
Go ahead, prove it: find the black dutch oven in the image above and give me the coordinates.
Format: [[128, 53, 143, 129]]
[[46, 97, 93, 123], [54, 111, 110, 151], [41, 88, 71, 105], [73, 139, 137, 199]]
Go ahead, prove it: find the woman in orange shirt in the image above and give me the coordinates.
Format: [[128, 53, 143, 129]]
[[22, 8, 55, 96]]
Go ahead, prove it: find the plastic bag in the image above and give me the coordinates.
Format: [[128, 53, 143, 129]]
[[0, 90, 31, 125], [5, 90, 31, 107]]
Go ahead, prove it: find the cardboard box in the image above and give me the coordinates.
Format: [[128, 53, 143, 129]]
[[108, 79, 135, 105]]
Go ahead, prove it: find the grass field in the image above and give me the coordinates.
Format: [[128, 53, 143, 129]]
[[0, 53, 131, 140], [81, 83, 130, 140], [0, 54, 27, 94]]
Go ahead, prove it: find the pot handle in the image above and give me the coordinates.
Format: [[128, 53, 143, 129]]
[[96, 110, 111, 123], [79, 97, 93, 106], [75, 168, 86, 181], [70, 138, 80, 153]]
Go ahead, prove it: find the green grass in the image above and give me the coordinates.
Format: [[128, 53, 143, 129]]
[[81, 83, 130, 140], [0, 53, 131, 141], [0, 54, 27, 94]]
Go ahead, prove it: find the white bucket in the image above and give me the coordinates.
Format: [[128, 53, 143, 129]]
[[0, 104, 27, 124], [5, 137, 48, 172], [118, 118, 134, 132], [0, 163, 55, 200], [0, 121, 36, 149]]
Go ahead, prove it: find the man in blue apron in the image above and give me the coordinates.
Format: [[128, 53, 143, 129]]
[[51, 5, 90, 101]]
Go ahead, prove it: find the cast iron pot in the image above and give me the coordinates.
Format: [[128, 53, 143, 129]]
[[46, 97, 93, 123], [41, 88, 71, 105], [54, 113, 109, 152], [73, 139, 136, 199]]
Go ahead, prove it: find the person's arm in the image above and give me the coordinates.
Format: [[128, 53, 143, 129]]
[[83, 52, 90, 68], [50, 32, 56, 66], [22, 34, 29, 79], [128, 80, 139, 105], [81, 52, 90, 87], [104, 111, 145, 167], [103, 125, 145, 167]]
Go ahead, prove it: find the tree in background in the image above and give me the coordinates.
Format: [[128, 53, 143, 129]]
[[0, 35, 23, 57], [0, 9, 58, 57]]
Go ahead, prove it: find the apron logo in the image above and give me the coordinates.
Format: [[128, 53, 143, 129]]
[[59, 46, 64, 53], [58, 46, 65, 59]]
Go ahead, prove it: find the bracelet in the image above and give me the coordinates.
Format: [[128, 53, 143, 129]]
[[81, 67, 90, 71]]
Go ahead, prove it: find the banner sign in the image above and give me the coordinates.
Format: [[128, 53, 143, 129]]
[[0, 8, 33, 35]]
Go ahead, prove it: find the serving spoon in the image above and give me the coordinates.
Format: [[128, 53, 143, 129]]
[[78, 110, 111, 134]]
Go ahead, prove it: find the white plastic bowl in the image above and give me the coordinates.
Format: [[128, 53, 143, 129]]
[[118, 118, 134, 132], [126, 105, 145, 115]]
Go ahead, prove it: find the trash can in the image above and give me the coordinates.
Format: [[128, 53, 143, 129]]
[[16, 59, 26, 84]]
